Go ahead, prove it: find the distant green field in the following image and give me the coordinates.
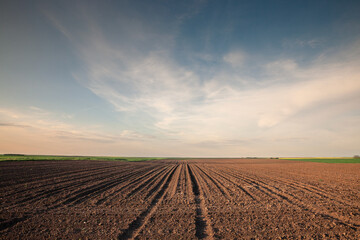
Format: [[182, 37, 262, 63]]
[[280, 158, 360, 163], [0, 155, 165, 162]]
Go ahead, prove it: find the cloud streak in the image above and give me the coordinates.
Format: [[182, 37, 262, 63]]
[[36, 3, 360, 156], [0, 122, 29, 128], [0, 107, 152, 144]]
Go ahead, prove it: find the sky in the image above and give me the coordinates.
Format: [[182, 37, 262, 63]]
[[1, 0, 360, 157]]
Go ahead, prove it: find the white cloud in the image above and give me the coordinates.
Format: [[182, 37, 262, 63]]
[[223, 50, 246, 67], [265, 59, 298, 77], [84, 50, 201, 116], [282, 38, 322, 48], [0, 107, 151, 144], [79, 34, 360, 150], [42, 8, 360, 156]]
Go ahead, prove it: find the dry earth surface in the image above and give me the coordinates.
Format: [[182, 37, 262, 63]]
[[0, 159, 359, 239]]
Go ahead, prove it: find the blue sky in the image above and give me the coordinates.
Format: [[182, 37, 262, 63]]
[[1, 0, 360, 157]]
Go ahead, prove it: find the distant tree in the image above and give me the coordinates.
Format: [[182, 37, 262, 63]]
[[354, 155, 360, 159]]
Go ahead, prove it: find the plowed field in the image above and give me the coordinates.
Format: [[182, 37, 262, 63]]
[[1, 159, 359, 239]]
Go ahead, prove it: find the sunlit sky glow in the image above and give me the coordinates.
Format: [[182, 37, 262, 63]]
[[1, 0, 360, 157]]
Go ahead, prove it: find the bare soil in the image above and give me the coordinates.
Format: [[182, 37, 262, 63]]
[[0, 159, 359, 239]]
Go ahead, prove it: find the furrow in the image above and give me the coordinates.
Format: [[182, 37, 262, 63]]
[[270, 176, 359, 208], [56, 166, 155, 207], [13, 168, 127, 205], [217, 167, 280, 200], [1, 167, 134, 211], [1, 165, 119, 198], [194, 165, 231, 200], [177, 163, 191, 203], [167, 163, 182, 199], [225, 167, 360, 230], [143, 166, 175, 200], [96, 165, 162, 205], [126, 166, 171, 201], [0, 216, 28, 231], [184, 162, 192, 202], [117, 164, 178, 240], [175, 163, 184, 194], [187, 164, 214, 240], [0, 164, 144, 231], [207, 166, 260, 201], [1, 164, 118, 190]]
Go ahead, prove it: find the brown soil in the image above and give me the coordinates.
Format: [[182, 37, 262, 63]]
[[0, 159, 359, 239]]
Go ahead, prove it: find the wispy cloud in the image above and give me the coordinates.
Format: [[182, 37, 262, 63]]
[[78, 33, 360, 148], [41, 4, 360, 156], [282, 38, 323, 48], [223, 50, 246, 68], [0, 107, 150, 144], [0, 122, 29, 128], [85, 52, 200, 114]]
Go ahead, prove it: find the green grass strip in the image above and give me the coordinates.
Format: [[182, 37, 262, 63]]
[[0, 155, 166, 162]]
